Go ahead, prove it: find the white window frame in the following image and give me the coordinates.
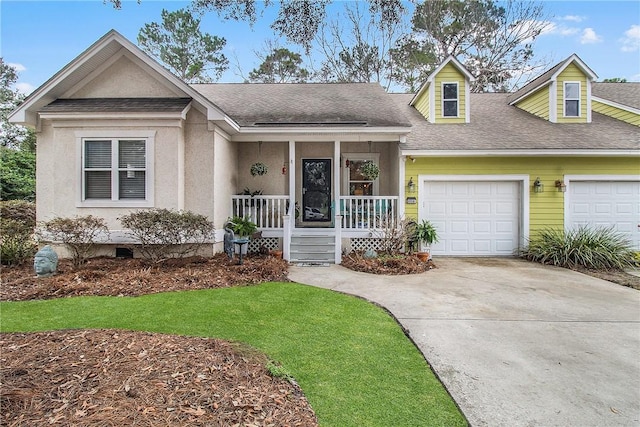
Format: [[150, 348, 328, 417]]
[[76, 130, 155, 208], [442, 82, 459, 118], [563, 81, 581, 117], [342, 153, 380, 196]]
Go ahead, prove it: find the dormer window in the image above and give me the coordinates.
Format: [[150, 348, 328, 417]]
[[442, 82, 459, 117], [564, 82, 580, 117]]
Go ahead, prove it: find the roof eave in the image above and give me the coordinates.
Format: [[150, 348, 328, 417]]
[[400, 149, 640, 157]]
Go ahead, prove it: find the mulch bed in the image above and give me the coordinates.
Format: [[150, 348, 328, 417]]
[[341, 251, 436, 275], [0, 254, 289, 302], [1, 329, 317, 426]]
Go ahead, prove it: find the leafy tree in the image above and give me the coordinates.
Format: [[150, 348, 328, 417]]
[[397, 0, 549, 92], [1, 59, 31, 150], [248, 47, 310, 83], [138, 8, 228, 83], [602, 77, 627, 83], [1, 146, 35, 201]]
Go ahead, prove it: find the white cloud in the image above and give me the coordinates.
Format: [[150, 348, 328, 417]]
[[7, 62, 26, 72], [560, 15, 586, 23], [580, 28, 602, 44], [538, 21, 580, 37], [15, 82, 35, 95], [619, 24, 640, 52]]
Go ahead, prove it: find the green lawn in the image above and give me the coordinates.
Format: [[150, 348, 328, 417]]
[[0, 282, 466, 426]]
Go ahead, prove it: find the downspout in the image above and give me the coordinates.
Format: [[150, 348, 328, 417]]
[[177, 119, 185, 210], [334, 140, 342, 264]]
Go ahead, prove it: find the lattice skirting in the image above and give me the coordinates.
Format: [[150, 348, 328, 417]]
[[349, 238, 385, 253], [248, 237, 280, 253]]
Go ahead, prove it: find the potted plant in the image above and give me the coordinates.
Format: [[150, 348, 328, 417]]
[[250, 162, 268, 177], [360, 161, 380, 180], [415, 219, 438, 261], [229, 216, 258, 255]]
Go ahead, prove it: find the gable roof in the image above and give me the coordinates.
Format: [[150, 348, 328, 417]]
[[39, 98, 192, 113], [9, 30, 235, 130], [398, 92, 639, 153], [592, 82, 640, 111], [409, 56, 475, 106], [192, 83, 411, 128], [507, 54, 598, 105]]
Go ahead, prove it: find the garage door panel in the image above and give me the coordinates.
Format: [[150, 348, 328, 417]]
[[424, 180, 521, 256], [568, 181, 640, 250]]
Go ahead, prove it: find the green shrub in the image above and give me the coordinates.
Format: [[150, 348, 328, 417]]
[[522, 225, 636, 270], [39, 215, 109, 268], [0, 201, 36, 265], [120, 209, 214, 262]]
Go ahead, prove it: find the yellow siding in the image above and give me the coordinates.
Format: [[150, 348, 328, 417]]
[[413, 88, 430, 120], [514, 86, 550, 120], [592, 100, 640, 126], [404, 156, 640, 235], [556, 63, 588, 123], [434, 63, 466, 123]]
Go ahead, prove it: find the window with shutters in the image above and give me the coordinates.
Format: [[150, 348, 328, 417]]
[[78, 132, 154, 207]]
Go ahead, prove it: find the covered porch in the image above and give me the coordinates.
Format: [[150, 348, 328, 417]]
[[230, 139, 403, 263]]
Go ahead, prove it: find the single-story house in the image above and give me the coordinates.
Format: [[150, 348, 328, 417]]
[[9, 30, 640, 262]]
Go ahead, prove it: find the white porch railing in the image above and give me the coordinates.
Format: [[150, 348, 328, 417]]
[[231, 195, 289, 229], [339, 196, 399, 230]]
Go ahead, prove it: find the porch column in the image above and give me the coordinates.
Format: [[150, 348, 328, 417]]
[[283, 140, 295, 261], [398, 155, 406, 218], [334, 139, 342, 263]]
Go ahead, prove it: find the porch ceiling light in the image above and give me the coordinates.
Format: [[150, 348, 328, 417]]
[[533, 177, 544, 193], [555, 180, 567, 192]]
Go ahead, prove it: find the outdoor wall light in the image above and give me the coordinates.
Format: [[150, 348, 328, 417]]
[[408, 156, 416, 163], [555, 180, 566, 192], [533, 177, 544, 193], [407, 177, 416, 193]]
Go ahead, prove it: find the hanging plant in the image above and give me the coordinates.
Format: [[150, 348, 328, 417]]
[[250, 162, 268, 176], [360, 161, 380, 180]]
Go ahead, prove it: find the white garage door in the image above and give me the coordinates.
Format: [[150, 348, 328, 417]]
[[423, 181, 521, 255], [567, 181, 640, 250]]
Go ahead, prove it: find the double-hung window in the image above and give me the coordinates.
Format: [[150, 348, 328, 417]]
[[564, 82, 580, 117], [442, 82, 459, 117], [79, 132, 154, 207]]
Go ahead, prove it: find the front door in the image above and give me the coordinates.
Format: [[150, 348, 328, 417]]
[[302, 159, 331, 222]]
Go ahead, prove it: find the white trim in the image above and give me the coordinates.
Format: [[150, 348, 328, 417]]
[[75, 130, 155, 208], [586, 81, 592, 123], [400, 149, 640, 157], [177, 120, 185, 210], [235, 126, 410, 135], [398, 156, 406, 218], [409, 56, 475, 107], [563, 81, 581, 118], [549, 80, 557, 122], [441, 81, 459, 118], [429, 83, 436, 123], [563, 174, 640, 234], [592, 96, 640, 115], [464, 81, 471, 123], [418, 174, 530, 252], [550, 54, 598, 81]]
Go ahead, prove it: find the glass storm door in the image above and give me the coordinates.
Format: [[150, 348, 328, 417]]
[[302, 159, 331, 222]]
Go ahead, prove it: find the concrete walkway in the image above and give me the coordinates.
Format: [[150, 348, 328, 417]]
[[288, 258, 640, 427]]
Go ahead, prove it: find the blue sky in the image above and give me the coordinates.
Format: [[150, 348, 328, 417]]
[[1, 0, 639, 94]]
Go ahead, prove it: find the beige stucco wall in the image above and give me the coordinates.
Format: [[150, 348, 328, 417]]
[[237, 141, 289, 195], [184, 109, 215, 220], [70, 55, 178, 98]]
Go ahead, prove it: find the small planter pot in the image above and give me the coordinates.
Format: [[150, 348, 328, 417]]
[[416, 252, 430, 262], [271, 249, 283, 259]]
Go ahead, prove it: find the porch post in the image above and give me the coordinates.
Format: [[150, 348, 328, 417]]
[[283, 140, 295, 261], [334, 139, 342, 264], [398, 155, 406, 218]]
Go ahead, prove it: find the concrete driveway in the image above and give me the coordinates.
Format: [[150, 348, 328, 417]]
[[288, 258, 640, 427]]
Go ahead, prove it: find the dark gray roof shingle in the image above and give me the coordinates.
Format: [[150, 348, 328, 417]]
[[393, 93, 640, 151], [40, 98, 192, 113], [592, 82, 640, 110], [191, 83, 411, 127]]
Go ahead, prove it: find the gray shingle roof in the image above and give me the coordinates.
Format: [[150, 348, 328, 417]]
[[507, 61, 564, 104], [592, 82, 640, 110], [191, 83, 411, 127], [39, 98, 192, 112], [394, 93, 640, 151]]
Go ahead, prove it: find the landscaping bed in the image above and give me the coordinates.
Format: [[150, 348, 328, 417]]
[[1, 329, 317, 426], [341, 251, 435, 275]]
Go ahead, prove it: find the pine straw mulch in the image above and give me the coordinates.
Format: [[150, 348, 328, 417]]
[[1, 329, 318, 427], [341, 251, 436, 275], [1, 254, 318, 427], [0, 253, 289, 302]]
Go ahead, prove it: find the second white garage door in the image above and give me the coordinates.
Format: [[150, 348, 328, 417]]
[[423, 180, 521, 256]]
